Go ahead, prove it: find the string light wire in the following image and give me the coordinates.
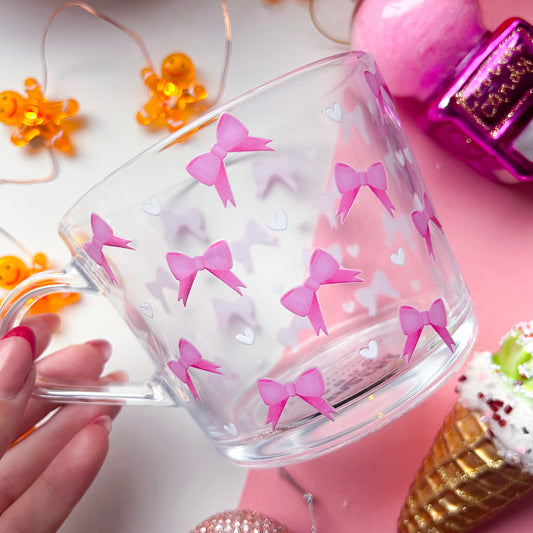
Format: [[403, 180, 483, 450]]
[[280, 467, 318, 533]]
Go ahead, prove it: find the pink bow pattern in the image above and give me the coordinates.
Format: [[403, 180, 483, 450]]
[[411, 193, 443, 258], [167, 338, 223, 400], [399, 298, 455, 362], [83, 213, 134, 285], [257, 367, 336, 430], [335, 161, 395, 222], [186, 113, 274, 207], [166, 240, 245, 306], [281, 249, 363, 335]]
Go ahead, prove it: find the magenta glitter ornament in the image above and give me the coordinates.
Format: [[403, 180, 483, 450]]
[[189, 509, 291, 533], [424, 18, 533, 184]]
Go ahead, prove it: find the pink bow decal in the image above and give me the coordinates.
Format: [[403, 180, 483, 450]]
[[186, 113, 273, 207], [257, 368, 336, 430], [335, 161, 395, 222], [82, 213, 134, 285], [167, 338, 222, 400], [411, 193, 442, 259], [281, 249, 363, 335], [399, 298, 455, 362], [166, 240, 245, 306]]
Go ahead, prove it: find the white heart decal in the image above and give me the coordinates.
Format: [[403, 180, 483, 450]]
[[325, 102, 342, 122], [346, 243, 360, 257], [359, 340, 378, 359], [342, 300, 355, 314], [139, 301, 154, 318], [267, 210, 288, 231], [235, 327, 255, 345], [390, 247, 405, 266], [142, 196, 161, 216]]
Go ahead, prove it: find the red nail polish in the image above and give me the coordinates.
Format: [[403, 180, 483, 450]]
[[2, 326, 36, 360]]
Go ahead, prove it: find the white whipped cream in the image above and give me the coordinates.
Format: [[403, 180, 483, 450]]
[[457, 350, 533, 475]]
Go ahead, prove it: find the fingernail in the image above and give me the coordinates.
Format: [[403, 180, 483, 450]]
[[0, 326, 36, 397], [91, 415, 112, 434], [37, 314, 61, 333], [2, 326, 36, 360], [85, 339, 112, 362]]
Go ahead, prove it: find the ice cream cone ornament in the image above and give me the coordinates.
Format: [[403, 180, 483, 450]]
[[398, 321, 533, 533]]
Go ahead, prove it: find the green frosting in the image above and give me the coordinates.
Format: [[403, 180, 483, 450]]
[[492, 324, 533, 391]]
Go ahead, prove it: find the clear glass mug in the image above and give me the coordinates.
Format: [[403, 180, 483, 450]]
[[0, 52, 477, 466]]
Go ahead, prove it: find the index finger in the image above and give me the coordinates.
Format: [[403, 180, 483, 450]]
[[20, 314, 61, 357]]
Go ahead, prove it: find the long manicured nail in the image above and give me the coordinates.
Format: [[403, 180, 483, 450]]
[[3, 326, 36, 359], [0, 326, 36, 398], [91, 415, 112, 434]]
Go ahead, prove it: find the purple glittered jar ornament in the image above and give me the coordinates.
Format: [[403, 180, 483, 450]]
[[352, 0, 533, 184]]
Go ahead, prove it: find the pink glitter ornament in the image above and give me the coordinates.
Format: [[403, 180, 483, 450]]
[[351, 0, 485, 100], [189, 509, 291, 533]]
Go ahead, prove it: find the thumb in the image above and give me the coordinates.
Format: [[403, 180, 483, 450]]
[[0, 326, 37, 455]]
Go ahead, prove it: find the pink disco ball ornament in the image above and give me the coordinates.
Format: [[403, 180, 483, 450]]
[[190, 509, 292, 533]]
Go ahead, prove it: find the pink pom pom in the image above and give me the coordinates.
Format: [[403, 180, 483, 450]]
[[351, 0, 486, 100]]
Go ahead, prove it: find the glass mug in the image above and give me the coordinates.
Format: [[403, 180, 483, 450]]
[[0, 52, 477, 466]]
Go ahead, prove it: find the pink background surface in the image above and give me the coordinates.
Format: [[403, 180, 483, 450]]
[[239, 1, 533, 531]]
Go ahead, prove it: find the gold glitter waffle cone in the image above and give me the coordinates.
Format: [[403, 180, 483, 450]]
[[398, 402, 533, 533]]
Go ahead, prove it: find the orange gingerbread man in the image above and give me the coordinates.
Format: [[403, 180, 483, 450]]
[[136, 53, 207, 131], [0, 252, 79, 314], [0, 78, 78, 151]]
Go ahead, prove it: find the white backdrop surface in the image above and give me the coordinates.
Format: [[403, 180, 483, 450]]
[[0, 1, 344, 531]]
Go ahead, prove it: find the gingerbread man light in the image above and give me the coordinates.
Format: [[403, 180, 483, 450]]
[[0, 252, 79, 314], [0, 78, 78, 151], [136, 52, 208, 132]]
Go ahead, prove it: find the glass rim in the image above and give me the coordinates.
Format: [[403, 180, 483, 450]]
[[59, 50, 371, 228]]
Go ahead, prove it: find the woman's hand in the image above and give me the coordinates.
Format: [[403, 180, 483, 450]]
[[0, 313, 121, 533]]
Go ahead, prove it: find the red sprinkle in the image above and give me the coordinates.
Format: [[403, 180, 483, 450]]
[[504, 405, 513, 414], [458, 375, 467, 382], [478, 392, 485, 399], [488, 400, 502, 412], [498, 419, 507, 427]]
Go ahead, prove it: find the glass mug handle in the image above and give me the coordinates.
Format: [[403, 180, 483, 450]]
[[0, 265, 178, 406]]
